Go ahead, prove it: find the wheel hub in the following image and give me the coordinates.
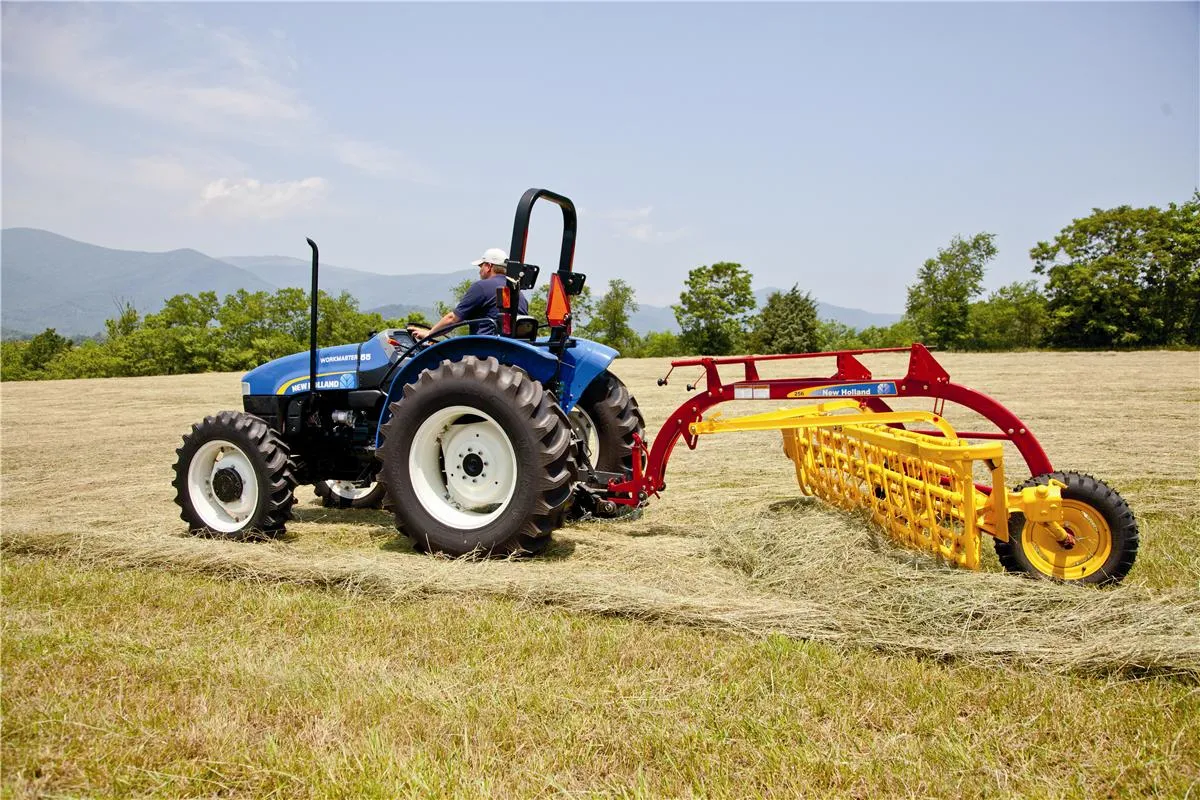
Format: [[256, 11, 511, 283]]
[[442, 423, 511, 511], [212, 467, 244, 502], [462, 452, 485, 477], [407, 405, 519, 530], [185, 438, 260, 534]]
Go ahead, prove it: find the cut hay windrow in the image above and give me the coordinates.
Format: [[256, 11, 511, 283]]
[[6, 523, 1198, 679]]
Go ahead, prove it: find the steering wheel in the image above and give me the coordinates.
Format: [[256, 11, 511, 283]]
[[403, 321, 471, 352]]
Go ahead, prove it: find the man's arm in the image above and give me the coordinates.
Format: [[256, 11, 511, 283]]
[[412, 309, 460, 341]]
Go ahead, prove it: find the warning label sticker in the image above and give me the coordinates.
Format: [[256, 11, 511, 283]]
[[734, 385, 771, 399]]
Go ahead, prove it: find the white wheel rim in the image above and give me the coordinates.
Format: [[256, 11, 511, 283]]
[[569, 406, 600, 466], [408, 405, 519, 529], [186, 439, 260, 533], [326, 480, 377, 501]]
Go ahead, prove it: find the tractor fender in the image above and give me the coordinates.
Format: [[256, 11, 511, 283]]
[[555, 338, 620, 411], [373, 335, 618, 447]]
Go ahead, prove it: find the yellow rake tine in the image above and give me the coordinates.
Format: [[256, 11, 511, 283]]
[[688, 400, 1066, 572]]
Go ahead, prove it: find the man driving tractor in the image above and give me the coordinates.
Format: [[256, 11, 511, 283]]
[[410, 247, 529, 340]]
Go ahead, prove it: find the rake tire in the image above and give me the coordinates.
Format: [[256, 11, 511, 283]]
[[996, 471, 1138, 586], [377, 356, 577, 557], [172, 410, 297, 539]]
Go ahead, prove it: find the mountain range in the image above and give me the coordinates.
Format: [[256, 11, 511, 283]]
[[0, 228, 901, 339]]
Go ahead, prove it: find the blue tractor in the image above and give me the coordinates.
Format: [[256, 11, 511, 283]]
[[171, 189, 645, 556]]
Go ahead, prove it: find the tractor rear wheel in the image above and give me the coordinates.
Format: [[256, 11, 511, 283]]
[[314, 479, 386, 509], [568, 370, 645, 519], [377, 356, 577, 557], [172, 410, 297, 538], [995, 471, 1138, 586]]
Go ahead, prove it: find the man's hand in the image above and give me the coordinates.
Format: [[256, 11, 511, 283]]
[[414, 310, 460, 342]]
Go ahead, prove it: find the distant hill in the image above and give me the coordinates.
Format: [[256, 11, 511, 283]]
[[1, 228, 275, 338], [220, 256, 477, 314], [626, 288, 902, 335], [0, 227, 902, 338], [753, 287, 903, 330]]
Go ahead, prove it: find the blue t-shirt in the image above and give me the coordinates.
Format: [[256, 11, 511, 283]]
[[454, 275, 530, 335]]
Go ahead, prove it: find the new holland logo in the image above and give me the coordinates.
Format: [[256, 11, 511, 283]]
[[787, 381, 898, 398], [280, 372, 358, 394]]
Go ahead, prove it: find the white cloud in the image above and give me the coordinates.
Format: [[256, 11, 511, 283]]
[[602, 206, 691, 243], [0, 5, 310, 138], [332, 138, 441, 184], [197, 177, 327, 220], [1, 6, 437, 185], [129, 150, 250, 194]]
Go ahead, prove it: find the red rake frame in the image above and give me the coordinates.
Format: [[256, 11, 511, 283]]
[[603, 344, 1052, 507]]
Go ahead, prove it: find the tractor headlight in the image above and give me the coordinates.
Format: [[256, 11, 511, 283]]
[[241, 381, 251, 395]]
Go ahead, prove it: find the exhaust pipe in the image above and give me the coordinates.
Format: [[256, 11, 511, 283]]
[[307, 238, 319, 404]]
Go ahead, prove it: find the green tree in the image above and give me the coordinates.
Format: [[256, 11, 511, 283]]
[[673, 262, 757, 355], [1031, 194, 1200, 348], [590, 279, 639, 354], [857, 318, 917, 349], [145, 292, 219, 329], [637, 330, 683, 357], [818, 320, 866, 350], [21, 328, 73, 374], [105, 301, 141, 340], [905, 233, 997, 350], [744, 285, 822, 354], [965, 281, 1048, 351], [39, 340, 126, 380], [1, 340, 31, 381]]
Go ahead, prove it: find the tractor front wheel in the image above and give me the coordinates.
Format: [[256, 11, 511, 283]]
[[172, 410, 297, 538], [995, 471, 1138, 586], [377, 356, 577, 557]]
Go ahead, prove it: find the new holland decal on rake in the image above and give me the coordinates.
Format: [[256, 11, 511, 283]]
[[606, 346, 1139, 586]]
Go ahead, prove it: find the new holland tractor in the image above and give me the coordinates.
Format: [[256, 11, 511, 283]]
[[172, 188, 644, 556]]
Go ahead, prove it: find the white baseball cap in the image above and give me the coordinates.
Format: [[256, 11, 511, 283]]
[[472, 247, 508, 267]]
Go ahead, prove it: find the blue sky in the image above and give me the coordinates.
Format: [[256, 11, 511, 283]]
[[2, 1, 1196, 313]]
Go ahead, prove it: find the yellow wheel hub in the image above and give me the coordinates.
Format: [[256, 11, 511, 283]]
[[1020, 499, 1113, 581]]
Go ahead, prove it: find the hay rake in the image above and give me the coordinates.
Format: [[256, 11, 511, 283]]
[[603, 344, 1139, 586]]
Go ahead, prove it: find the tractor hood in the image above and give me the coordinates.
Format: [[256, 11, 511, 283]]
[[241, 342, 377, 396]]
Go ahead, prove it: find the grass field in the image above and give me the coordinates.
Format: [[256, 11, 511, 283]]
[[3, 350, 1199, 798]]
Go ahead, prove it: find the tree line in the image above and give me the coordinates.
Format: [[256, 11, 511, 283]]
[[3, 194, 1196, 382]]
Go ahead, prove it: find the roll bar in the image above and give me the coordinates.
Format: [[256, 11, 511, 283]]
[[508, 188, 578, 275]]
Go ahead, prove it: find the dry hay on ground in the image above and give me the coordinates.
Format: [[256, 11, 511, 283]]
[[3, 351, 1198, 676]]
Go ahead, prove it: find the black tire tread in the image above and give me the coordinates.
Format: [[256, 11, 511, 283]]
[[377, 355, 576, 557], [995, 470, 1139, 586], [570, 370, 645, 520], [172, 410, 298, 538]]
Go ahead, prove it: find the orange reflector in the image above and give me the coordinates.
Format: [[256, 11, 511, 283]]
[[547, 273, 570, 327], [496, 284, 514, 335]]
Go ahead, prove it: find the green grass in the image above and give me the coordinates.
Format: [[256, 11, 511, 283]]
[[3, 352, 1198, 797], [4, 555, 1197, 799]]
